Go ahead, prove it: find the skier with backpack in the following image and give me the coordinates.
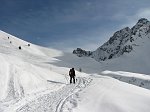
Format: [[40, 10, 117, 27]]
[[69, 68, 76, 84]]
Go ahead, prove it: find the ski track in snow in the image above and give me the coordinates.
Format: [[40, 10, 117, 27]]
[[16, 77, 92, 112]]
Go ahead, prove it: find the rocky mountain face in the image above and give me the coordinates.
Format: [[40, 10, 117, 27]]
[[73, 18, 150, 61], [73, 48, 92, 57]]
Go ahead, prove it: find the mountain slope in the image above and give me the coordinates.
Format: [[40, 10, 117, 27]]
[[0, 30, 66, 101], [73, 18, 150, 62], [0, 30, 150, 112]]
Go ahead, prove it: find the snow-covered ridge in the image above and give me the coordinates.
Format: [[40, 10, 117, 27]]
[[0, 30, 65, 103], [73, 18, 150, 61], [0, 31, 94, 112], [102, 70, 150, 90]]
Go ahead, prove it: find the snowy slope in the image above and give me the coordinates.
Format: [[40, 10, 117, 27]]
[[0, 30, 150, 112], [73, 18, 150, 62], [72, 18, 150, 87], [98, 19, 150, 75], [74, 76, 150, 112], [0, 30, 68, 110]]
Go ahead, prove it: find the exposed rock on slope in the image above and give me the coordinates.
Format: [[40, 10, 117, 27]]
[[73, 18, 150, 61], [73, 48, 92, 57]]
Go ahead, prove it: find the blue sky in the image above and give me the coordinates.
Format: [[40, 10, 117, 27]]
[[1, 0, 150, 51]]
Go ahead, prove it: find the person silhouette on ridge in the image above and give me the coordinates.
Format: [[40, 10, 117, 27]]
[[69, 68, 76, 84]]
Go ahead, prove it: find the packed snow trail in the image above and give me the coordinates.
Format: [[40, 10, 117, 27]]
[[16, 77, 92, 112]]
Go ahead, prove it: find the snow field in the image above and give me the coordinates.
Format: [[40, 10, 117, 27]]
[[73, 76, 150, 112], [1, 30, 150, 112]]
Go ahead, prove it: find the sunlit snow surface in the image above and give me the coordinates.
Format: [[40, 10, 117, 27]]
[[0, 30, 150, 112]]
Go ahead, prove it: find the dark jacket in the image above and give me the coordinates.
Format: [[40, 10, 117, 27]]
[[69, 68, 75, 77]]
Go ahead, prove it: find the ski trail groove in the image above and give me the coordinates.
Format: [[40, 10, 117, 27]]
[[16, 77, 92, 112], [56, 77, 92, 112], [55, 78, 81, 112]]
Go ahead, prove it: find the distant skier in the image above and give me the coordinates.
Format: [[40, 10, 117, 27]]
[[69, 68, 76, 84]]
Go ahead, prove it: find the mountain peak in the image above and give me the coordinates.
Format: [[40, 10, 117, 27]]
[[73, 18, 150, 61], [131, 18, 150, 35], [137, 18, 149, 24]]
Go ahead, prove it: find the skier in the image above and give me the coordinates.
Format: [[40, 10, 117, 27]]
[[69, 68, 76, 84]]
